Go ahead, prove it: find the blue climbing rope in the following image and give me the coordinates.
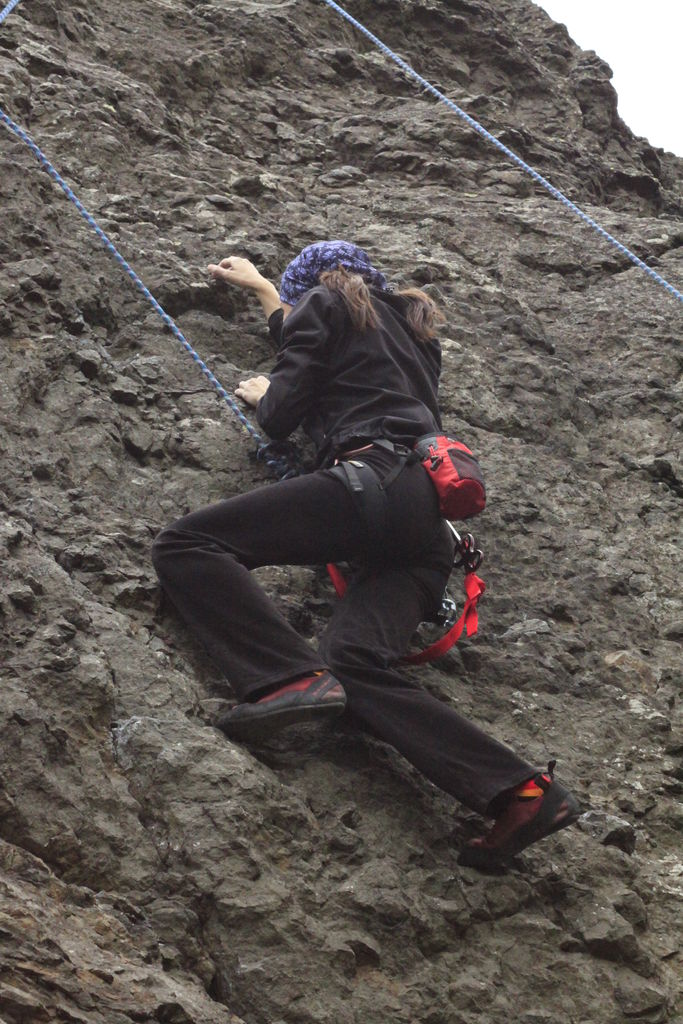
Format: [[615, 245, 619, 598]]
[[319, 0, 683, 308], [0, 0, 22, 26], [0, 106, 296, 476]]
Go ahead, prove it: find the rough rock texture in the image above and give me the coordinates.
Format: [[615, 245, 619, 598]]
[[0, 1, 681, 1022]]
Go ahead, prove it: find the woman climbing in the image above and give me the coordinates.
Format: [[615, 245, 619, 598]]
[[152, 240, 579, 868]]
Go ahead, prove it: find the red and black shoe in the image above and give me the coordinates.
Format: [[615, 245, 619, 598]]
[[216, 670, 347, 743], [458, 761, 581, 869]]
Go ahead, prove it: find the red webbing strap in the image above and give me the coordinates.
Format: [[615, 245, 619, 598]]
[[402, 572, 485, 664], [326, 562, 348, 598], [325, 564, 485, 665]]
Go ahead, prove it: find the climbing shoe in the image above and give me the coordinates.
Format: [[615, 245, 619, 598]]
[[458, 761, 580, 868], [216, 670, 347, 743]]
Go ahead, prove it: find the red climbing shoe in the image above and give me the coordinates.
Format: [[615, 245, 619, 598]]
[[458, 762, 580, 868], [216, 671, 347, 743]]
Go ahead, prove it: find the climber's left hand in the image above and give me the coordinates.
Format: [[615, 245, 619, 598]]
[[236, 375, 270, 406]]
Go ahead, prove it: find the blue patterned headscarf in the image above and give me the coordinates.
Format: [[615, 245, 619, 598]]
[[279, 240, 388, 305]]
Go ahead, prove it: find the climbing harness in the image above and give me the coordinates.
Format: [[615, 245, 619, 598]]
[[326, 445, 485, 663], [327, 524, 485, 665], [319, 0, 683, 308], [328, 434, 486, 541]]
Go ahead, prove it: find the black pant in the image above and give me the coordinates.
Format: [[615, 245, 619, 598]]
[[152, 448, 534, 815]]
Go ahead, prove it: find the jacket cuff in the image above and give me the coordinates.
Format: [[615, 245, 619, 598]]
[[267, 308, 284, 349]]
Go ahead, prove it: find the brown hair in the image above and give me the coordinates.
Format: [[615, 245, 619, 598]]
[[319, 266, 443, 343]]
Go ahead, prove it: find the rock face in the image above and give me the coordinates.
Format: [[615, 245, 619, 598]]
[[0, 0, 681, 1021]]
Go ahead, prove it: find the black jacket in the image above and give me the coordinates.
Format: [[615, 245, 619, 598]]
[[256, 286, 442, 466]]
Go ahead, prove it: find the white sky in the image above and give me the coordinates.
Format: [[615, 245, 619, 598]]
[[532, 0, 683, 156]]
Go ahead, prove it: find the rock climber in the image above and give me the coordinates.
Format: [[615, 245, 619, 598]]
[[151, 240, 579, 868]]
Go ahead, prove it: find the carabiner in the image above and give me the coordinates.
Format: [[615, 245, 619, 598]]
[[449, 524, 484, 573]]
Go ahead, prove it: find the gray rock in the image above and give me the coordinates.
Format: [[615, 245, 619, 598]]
[[7, 582, 38, 612], [575, 904, 649, 969], [499, 618, 552, 640], [110, 377, 140, 406], [0, 0, 681, 1021], [615, 977, 669, 1020], [578, 810, 638, 854]]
